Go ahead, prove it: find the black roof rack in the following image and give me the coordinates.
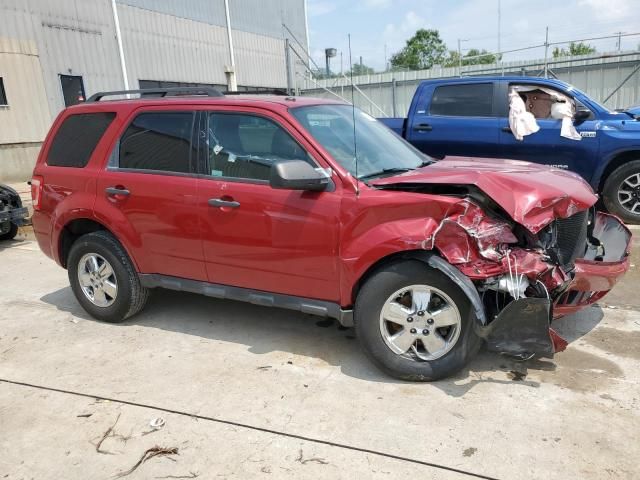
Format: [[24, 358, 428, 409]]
[[86, 86, 224, 102], [223, 88, 290, 96]]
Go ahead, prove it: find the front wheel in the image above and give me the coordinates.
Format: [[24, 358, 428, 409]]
[[0, 222, 18, 241], [355, 260, 481, 381], [602, 160, 640, 224]]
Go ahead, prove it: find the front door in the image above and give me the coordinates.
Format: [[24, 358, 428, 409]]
[[95, 109, 206, 280], [498, 82, 601, 179], [196, 109, 341, 301]]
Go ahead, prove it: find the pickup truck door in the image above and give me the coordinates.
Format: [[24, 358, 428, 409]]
[[405, 82, 501, 158], [497, 81, 600, 180], [195, 107, 341, 302]]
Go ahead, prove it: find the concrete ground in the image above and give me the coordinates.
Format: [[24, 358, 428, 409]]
[[1, 201, 639, 478]]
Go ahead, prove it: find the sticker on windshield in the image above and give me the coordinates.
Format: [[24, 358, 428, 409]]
[[580, 131, 596, 138]]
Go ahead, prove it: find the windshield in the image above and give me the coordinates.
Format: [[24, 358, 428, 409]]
[[290, 104, 430, 180]]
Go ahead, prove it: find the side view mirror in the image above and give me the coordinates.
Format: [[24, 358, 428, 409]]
[[574, 107, 591, 122], [270, 160, 329, 191]]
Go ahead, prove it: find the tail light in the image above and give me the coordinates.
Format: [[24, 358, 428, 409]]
[[31, 175, 43, 211]]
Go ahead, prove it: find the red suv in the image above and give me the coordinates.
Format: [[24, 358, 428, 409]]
[[31, 87, 631, 381]]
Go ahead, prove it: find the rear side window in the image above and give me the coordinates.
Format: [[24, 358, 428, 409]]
[[430, 83, 494, 117], [119, 112, 194, 173], [47, 112, 116, 167]]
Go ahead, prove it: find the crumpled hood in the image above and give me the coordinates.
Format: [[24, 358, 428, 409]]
[[370, 157, 597, 233]]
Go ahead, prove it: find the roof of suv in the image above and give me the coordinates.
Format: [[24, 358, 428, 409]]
[[66, 94, 346, 115]]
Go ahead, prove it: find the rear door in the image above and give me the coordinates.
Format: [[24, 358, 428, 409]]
[[498, 81, 601, 178], [195, 107, 341, 301], [405, 82, 501, 158], [95, 108, 206, 280]]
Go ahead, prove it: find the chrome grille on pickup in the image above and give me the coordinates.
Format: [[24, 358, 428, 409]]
[[554, 210, 589, 267]]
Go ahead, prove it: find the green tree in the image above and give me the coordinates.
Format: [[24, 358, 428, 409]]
[[444, 48, 500, 67], [390, 29, 447, 70], [349, 63, 375, 76], [552, 42, 596, 58]]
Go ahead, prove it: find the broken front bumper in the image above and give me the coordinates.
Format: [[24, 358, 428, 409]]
[[0, 206, 29, 226], [553, 212, 632, 318], [480, 212, 631, 357]]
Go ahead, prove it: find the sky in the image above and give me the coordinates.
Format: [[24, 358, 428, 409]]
[[306, 0, 640, 72]]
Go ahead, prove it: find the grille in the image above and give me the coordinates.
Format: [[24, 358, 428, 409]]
[[554, 210, 589, 267]]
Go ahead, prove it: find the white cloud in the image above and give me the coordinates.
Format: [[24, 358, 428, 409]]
[[383, 10, 429, 50], [360, 0, 393, 9], [307, 0, 336, 16]]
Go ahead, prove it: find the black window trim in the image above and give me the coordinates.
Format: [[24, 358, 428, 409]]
[[0, 77, 8, 106], [201, 110, 320, 185], [428, 82, 497, 119], [108, 109, 198, 177]]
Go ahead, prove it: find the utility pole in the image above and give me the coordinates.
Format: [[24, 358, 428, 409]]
[[384, 44, 387, 71], [497, 0, 501, 57], [458, 38, 462, 77], [498, 0, 503, 75], [616, 31, 623, 51], [543, 26, 549, 78]]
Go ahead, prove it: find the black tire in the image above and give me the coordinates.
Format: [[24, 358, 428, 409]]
[[355, 260, 481, 381], [602, 159, 640, 224], [0, 222, 18, 241], [67, 230, 149, 323]]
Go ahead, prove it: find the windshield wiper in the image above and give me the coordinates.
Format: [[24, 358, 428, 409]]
[[358, 167, 415, 181]]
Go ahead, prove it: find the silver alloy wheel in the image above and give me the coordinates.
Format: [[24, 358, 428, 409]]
[[618, 172, 640, 215], [379, 285, 461, 361], [77, 253, 118, 307]]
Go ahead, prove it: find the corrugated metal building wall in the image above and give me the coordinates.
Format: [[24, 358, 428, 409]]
[[0, 0, 307, 181]]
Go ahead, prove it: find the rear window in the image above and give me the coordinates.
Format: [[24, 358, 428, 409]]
[[47, 112, 116, 167], [118, 112, 194, 173], [430, 83, 494, 117]]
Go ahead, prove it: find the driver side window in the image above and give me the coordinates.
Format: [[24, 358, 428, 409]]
[[206, 113, 314, 181]]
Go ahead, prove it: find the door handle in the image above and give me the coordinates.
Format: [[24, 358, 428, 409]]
[[501, 126, 513, 133], [208, 198, 240, 208], [105, 186, 130, 196], [413, 123, 432, 132]]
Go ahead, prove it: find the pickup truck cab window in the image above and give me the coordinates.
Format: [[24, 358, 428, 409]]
[[206, 112, 314, 181], [118, 111, 195, 174], [430, 83, 494, 117], [291, 104, 427, 180]]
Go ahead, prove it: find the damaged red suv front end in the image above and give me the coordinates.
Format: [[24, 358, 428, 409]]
[[370, 157, 632, 357]]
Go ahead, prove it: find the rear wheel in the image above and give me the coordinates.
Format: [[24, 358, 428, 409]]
[[355, 260, 481, 381], [0, 222, 18, 241], [603, 160, 640, 224], [67, 231, 149, 322]]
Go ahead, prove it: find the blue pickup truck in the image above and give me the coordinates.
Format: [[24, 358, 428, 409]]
[[379, 77, 640, 223]]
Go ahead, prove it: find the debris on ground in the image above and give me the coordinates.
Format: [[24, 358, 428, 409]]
[[295, 449, 328, 465], [256, 365, 272, 370], [155, 472, 198, 479], [149, 417, 166, 430], [96, 413, 121, 455], [77, 413, 93, 418], [508, 370, 527, 381], [115, 446, 179, 478]]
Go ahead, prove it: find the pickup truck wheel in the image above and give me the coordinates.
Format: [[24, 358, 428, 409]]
[[355, 260, 481, 381], [0, 222, 18, 240], [603, 160, 640, 224], [67, 231, 149, 323]]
